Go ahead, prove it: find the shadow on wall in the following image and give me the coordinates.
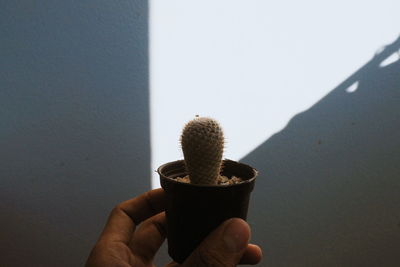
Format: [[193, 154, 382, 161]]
[[0, 1, 149, 266], [242, 36, 400, 267]]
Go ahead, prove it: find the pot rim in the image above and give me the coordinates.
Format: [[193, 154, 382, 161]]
[[157, 159, 258, 188]]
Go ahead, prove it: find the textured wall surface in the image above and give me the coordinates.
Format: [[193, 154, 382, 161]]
[[243, 37, 400, 266], [2, 1, 400, 266], [151, 1, 400, 265], [0, 1, 149, 266]]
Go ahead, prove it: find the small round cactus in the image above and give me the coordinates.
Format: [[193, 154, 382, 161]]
[[180, 117, 224, 185]]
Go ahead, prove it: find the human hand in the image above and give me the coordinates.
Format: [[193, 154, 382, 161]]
[[86, 188, 262, 266]]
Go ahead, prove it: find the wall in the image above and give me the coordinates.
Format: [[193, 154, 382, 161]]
[[2, 1, 400, 266], [243, 37, 400, 266], [0, 1, 149, 266], [151, 0, 400, 266], [150, 0, 400, 189]]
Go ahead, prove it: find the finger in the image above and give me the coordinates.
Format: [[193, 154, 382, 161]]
[[164, 235, 262, 266], [239, 244, 263, 265], [119, 188, 166, 225], [99, 188, 166, 244], [163, 245, 262, 266], [98, 205, 135, 244], [181, 218, 250, 267], [129, 212, 167, 262], [164, 262, 179, 267]]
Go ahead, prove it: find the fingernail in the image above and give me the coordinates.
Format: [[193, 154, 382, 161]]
[[223, 218, 250, 252]]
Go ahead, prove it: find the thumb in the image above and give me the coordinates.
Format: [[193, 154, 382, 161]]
[[181, 218, 250, 267]]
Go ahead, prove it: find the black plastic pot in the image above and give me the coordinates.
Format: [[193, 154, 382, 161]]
[[158, 159, 257, 264]]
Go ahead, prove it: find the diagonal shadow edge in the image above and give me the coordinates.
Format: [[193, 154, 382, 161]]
[[240, 36, 400, 266]]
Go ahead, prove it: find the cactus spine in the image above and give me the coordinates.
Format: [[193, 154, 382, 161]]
[[180, 117, 224, 185]]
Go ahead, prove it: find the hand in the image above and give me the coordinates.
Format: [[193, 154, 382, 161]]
[[86, 188, 262, 266]]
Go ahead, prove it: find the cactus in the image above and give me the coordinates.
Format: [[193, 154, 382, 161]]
[[180, 117, 224, 185]]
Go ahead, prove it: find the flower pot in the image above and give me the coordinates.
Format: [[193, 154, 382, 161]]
[[158, 159, 257, 264]]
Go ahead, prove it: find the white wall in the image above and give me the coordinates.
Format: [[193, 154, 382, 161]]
[[150, 0, 400, 188], [151, 1, 400, 266]]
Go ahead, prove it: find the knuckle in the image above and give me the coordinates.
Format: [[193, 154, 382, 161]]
[[111, 204, 125, 217], [195, 246, 227, 267], [113, 203, 124, 212], [110, 205, 120, 215]]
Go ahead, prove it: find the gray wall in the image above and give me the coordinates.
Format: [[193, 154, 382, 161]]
[[0, 1, 150, 266], [2, 1, 400, 266], [243, 37, 400, 266]]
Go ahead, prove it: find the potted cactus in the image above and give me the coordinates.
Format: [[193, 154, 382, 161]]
[[158, 117, 258, 263]]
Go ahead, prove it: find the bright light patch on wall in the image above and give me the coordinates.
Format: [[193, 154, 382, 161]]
[[346, 81, 359, 93], [379, 52, 400, 68], [150, 0, 400, 188]]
